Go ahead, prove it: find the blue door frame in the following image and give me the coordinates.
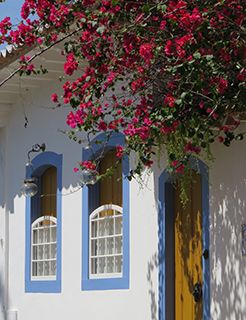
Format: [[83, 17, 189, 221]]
[[158, 159, 210, 320]]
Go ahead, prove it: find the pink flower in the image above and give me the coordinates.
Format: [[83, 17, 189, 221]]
[[175, 164, 185, 174], [116, 145, 124, 158], [37, 37, 43, 45], [73, 167, 79, 173], [139, 43, 154, 63], [51, 93, 58, 103], [98, 120, 107, 131], [131, 78, 145, 92], [164, 94, 176, 108], [64, 53, 78, 76], [184, 142, 201, 154], [217, 78, 228, 94], [160, 20, 166, 30], [144, 160, 153, 167], [27, 64, 34, 72], [80, 161, 96, 171], [165, 40, 173, 56], [218, 136, 224, 143]]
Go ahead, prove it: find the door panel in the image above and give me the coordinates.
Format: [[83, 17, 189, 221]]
[[174, 172, 203, 320]]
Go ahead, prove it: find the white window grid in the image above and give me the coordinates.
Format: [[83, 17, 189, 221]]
[[31, 215, 57, 281], [89, 204, 123, 279]]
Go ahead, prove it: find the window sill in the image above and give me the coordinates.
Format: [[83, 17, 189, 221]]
[[82, 276, 129, 291], [25, 278, 61, 293]]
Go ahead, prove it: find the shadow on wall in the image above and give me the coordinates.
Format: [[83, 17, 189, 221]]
[[146, 162, 165, 320], [149, 148, 246, 320], [210, 175, 246, 320], [147, 252, 159, 320], [0, 275, 6, 320]]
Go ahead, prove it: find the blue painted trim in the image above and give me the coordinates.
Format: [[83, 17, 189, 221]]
[[25, 151, 63, 293], [82, 132, 130, 290], [158, 158, 210, 320]]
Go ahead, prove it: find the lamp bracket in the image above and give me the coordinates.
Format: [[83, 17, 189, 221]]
[[27, 143, 46, 162]]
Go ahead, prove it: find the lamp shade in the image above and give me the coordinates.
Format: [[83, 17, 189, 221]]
[[21, 179, 38, 197], [80, 169, 98, 186]]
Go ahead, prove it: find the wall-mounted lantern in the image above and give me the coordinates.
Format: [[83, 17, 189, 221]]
[[80, 168, 98, 186], [21, 143, 46, 197]]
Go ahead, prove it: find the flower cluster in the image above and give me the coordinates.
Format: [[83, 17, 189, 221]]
[[74, 160, 96, 173], [1, 0, 245, 185]]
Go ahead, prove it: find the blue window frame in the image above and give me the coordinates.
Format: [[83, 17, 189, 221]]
[[25, 151, 62, 293], [82, 133, 130, 290]]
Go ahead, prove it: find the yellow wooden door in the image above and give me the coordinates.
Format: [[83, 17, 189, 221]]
[[174, 172, 203, 320]]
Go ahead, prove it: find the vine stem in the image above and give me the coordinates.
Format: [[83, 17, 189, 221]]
[[0, 26, 83, 88]]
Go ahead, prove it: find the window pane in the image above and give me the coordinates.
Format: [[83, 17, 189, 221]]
[[106, 256, 114, 273], [38, 245, 44, 260], [51, 261, 56, 276], [91, 239, 97, 256], [98, 257, 106, 274], [44, 244, 49, 259], [37, 261, 44, 276], [98, 239, 105, 256], [32, 262, 37, 277], [106, 237, 114, 255], [51, 243, 56, 259], [98, 220, 106, 237], [115, 217, 122, 235], [105, 218, 114, 236], [33, 230, 38, 244], [43, 227, 50, 243], [91, 221, 97, 237], [51, 226, 56, 242], [44, 261, 49, 276], [115, 236, 122, 254], [91, 258, 97, 275], [33, 246, 38, 261], [115, 256, 122, 273]]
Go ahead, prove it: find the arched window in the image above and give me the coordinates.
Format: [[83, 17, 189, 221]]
[[25, 152, 62, 293], [31, 167, 57, 279], [82, 133, 129, 290], [89, 151, 123, 278]]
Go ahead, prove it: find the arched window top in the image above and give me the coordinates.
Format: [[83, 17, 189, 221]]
[[32, 215, 57, 228], [26, 151, 62, 182], [90, 204, 123, 220], [83, 132, 125, 161]]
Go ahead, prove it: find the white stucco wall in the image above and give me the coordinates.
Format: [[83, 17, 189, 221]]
[[210, 134, 246, 320], [0, 75, 246, 320], [2, 78, 159, 320]]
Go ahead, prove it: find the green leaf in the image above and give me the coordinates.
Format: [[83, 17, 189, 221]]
[[157, 4, 167, 13], [96, 26, 106, 35], [193, 52, 201, 60], [175, 99, 182, 105], [181, 92, 188, 99], [142, 4, 150, 13]]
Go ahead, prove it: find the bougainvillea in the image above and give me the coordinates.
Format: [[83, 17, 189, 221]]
[[0, 0, 245, 199]]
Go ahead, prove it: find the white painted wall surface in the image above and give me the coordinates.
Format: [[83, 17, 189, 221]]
[[1, 74, 246, 320], [210, 131, 246, 320], [0, 128, 7, 320], [3, 78, 159, 320]]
